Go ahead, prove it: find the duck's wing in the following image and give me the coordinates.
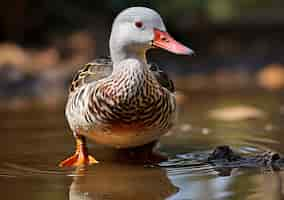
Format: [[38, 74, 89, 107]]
[[148, 63, 175, 93], [69, 58, 113, 93]]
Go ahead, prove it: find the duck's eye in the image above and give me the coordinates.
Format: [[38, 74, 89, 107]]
[[135, 21, 143, 28]]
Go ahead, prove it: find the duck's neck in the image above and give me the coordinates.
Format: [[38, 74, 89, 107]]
[[109, 39, 151, 89], [111, 47, 147, 69], [111, 56, 148, 80]]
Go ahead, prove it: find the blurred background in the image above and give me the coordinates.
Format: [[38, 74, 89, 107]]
[[1, 2, 284, 200], [0, 0, 284, 107]]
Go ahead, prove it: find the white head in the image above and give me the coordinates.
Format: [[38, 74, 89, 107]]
[[109, 7, 193, 65]]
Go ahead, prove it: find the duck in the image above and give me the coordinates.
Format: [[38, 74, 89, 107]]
[[59, 6, 193, 167]]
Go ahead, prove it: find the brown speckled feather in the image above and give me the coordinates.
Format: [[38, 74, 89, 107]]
[[69, 59, 113, 93]]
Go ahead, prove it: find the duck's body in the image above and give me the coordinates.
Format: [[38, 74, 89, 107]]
[[59, 7, 193, 167], [66, 59, 176, 148]]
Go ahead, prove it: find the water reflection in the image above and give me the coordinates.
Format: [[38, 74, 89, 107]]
[[69, 163, 178, 200]]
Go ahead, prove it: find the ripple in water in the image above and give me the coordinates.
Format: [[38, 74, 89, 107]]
[[0, 162, 72, 178]]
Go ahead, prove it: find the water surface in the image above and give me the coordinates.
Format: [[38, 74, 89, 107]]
[[0, 89, 283, 200]]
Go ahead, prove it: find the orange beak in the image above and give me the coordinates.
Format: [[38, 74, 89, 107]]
[[152, 28, 194, 55]]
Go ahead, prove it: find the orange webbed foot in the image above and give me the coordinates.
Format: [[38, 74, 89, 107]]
[[59, 135, 98, 167], [59, 153, 98, 167]]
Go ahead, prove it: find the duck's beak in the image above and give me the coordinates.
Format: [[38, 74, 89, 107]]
[[152, 28, 194, 55]]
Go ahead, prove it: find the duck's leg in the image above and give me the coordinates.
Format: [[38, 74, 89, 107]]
[[119, 141, 168, 164], [59, 133, 98, 167], [139, 141, 168, 163]]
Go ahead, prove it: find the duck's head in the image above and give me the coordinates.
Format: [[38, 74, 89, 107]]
[[110, 7, 194, 64]]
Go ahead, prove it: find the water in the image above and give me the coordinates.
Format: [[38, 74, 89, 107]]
[[0, 89, 283, 200]]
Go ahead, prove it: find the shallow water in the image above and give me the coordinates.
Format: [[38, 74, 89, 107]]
[[0, 89, 284, 200]]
